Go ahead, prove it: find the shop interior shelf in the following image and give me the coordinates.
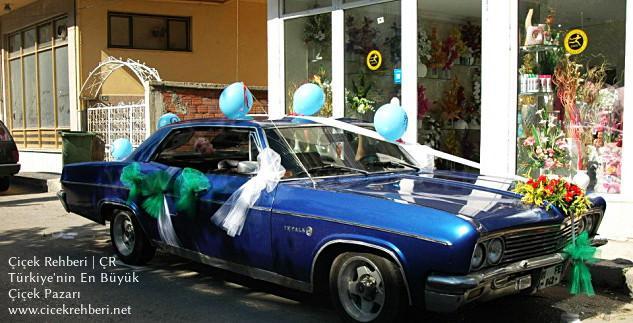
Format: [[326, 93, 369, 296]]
[[520, 44, 560, 53], [519, 91, 554, 96]]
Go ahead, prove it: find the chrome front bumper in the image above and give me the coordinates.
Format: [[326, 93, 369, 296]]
[[425, 253, 569, 312]]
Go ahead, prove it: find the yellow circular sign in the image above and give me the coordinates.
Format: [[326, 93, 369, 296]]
[[366, 50, 382, 71], [564, 29, 588, 55]]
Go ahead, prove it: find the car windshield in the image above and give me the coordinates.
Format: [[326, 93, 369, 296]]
[[265, 125, 418, 178]]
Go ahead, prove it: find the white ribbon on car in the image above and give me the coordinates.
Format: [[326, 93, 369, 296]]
[[292, 116, 482, 169], [211, 148, 286, 237], [158, 195, 182, 247]]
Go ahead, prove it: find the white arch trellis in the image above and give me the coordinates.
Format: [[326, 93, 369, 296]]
[[81, 57, 161, 159], [80, 56, 161, 100]]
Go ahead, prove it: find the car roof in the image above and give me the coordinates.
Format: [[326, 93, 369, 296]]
[[163, 116, 372, 129]]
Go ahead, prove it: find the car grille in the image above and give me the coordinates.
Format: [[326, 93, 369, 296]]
[[499, 209, 602, 265]]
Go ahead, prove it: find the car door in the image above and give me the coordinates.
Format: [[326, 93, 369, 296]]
[[150, 125, 275, 271]]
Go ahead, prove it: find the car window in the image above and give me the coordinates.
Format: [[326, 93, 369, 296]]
[[153, 126, 259, 174], [0, 122, 12, 141]]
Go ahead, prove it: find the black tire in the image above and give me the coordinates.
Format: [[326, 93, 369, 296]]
[[0, 177, 10, 192], [329, 252, 407, 323], [110, 210, 155, 265]]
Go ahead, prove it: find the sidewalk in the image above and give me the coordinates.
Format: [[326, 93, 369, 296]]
[[11, 172, 61, 193]]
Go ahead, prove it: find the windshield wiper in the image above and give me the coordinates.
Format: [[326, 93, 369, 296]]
[[308, 163, 369, 176], [366, 159, 420, 171]]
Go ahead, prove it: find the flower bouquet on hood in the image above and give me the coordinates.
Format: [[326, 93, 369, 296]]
[[514, 175, 596, 296]]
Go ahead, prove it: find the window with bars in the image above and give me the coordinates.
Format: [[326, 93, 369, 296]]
[[7, 16, 70, 149], [108, 12, 191, 51]]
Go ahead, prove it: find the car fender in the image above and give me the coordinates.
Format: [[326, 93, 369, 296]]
[[97, 199, 153, 241], [310, 233, 412, 304]]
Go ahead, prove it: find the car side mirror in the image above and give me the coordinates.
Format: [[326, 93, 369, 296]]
[[237, 161, 259, 175]]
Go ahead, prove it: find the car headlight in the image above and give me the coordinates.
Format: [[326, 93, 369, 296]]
[[486, 238, 504, 264], [471, 243, 485, 269]]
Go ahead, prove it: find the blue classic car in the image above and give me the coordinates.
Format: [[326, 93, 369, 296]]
[[58, 118, 606, 322]]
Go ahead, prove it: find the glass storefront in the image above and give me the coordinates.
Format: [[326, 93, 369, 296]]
[[272, 0, 631, 197], [284, 13, 333, 116], [516, 0, 626, 193], [343, 1, 400, 122], [417, 0, 481, 171]]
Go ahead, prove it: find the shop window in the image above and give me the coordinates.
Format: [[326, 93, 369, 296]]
[[108, 13, 191, 51], [343, 1, 401, 122], [283, 13, 333, 116], [283, 0, 331, 15], [417, 0, 482, 171], [517, 0, 626, 194], [6, 17, 70, 149]]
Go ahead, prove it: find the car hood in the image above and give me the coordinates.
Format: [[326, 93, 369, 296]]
[[315, 171, 563, 232]]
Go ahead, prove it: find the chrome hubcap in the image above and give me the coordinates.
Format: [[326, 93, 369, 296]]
[[113, 213, 135, 256], [337, 257, 385, 322]]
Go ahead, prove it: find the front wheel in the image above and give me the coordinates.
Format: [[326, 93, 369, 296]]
[[329, 252, 407, 323], [110, 210, 155, 265]]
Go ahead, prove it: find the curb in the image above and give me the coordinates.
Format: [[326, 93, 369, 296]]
[[588, 258, 633, 297], [12, 173, 61, 193]]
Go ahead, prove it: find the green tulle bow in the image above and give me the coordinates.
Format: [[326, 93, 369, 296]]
[[175, 168, 211, 216], [140, 170, 171, 219], [563, 231, 597, 296], [120, 162, 144, 204]]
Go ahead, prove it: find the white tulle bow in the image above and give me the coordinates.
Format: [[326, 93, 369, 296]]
[[211, 148, 285, 237]]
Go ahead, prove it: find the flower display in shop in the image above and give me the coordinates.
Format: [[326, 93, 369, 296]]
[[441, 33, 460, 70], [450, 27, 467, 59], [417, 84, 430, 118], [472, 71, 481, 109], [429, 27, 445, 69], [346, 73, 375, 115], [460, 21, 481, 57], [384, 22, 401, 65], [287, 68, 333, 117], [553, 56, 583, 169], [345, 16, 378, 55], [594, 143, 622, 193], [304, 14, 330, 45], [420, 115, 441, 150], [519, 109, 570, 173], [436, 77, 465, 122], [310, 68, 333, 117], [514, 175, 595, 296], [418, 28, 432, 64]]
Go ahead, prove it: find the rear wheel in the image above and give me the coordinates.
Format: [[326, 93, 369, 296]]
[[0, 177, 10, 192], [110, 210, 155, 265], [329, 252, 407, 323]]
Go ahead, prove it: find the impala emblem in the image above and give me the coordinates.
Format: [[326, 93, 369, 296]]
[[283, 225, 314, 237]]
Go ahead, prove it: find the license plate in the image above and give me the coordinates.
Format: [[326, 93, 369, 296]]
[[538, 264, 563, 289]]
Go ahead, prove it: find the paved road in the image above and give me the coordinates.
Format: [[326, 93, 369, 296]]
[[1, 184, 632, 322]]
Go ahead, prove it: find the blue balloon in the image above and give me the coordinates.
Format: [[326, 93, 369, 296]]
[[111, 138, 133, 161], [374, 103, 408, 141], [157, 113, 181, 128], [219, 82, 253, 119], [293, 83, 325, 116]]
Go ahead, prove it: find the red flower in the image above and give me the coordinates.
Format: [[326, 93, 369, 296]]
[[537, 175, 547, 183]]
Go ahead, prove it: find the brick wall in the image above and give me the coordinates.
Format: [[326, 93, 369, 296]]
[[148, 81, 268, 131]]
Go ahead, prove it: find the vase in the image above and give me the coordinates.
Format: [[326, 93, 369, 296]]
[[453, 119, 469, 130], [418, 63, 428, 78], [572, 170, 590, 190]]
